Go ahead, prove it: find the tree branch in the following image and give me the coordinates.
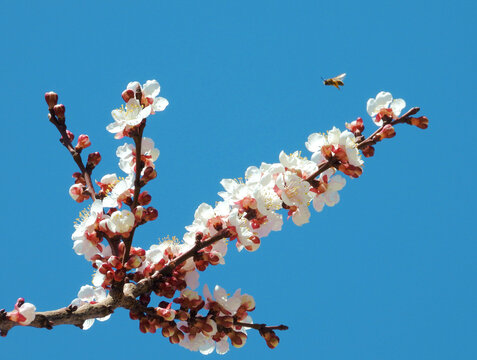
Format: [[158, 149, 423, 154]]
[[48, 110, 97, 200]]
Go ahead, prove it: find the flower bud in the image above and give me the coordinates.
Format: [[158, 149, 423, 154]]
[[162, 325, 175, 338], [140, 293, 151, 306], [113, 269, 125, 282], [142, 166, 157, 183], [145, 207, 158, 222], [131, 247, 146, 257], [262, 331, 280, 349], [375, 124, 395, 141], [240, 294, 256, 311], [345, 117, 364, 134], [156, 306, 176, 322], [87, 152, 102, 168], [410, 116, 428, 129], [229, 331, 247, 348], [121, 89, 135, 102], [338, 163, 363, 178], [66, 130, 74, 142], [108, 256, 122, 269], [76, 134, 91, 149], [125, 254, 143, 270], [53, 104, 66, 120], [361, 145, 375, 158], [134, 206, 145, 221], [129, 310, 141, 320], [44, 92, 58, 109], [7, 298, 36, 326], [138, 191, 152, 206], [69, 183, 89, 203], [169, 329, 184, 344], [244, 235, 260, 252]]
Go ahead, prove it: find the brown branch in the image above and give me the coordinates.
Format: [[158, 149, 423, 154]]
[[49, 110, 97, 200], [234, 321, 289, 331], [123, 121, 146, 264], [0, 280, 148, 335]]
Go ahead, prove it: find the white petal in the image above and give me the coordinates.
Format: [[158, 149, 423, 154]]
[[185, 270, 200, 290], [142, 80, 160, 98], [93, 287, 107, 301], [313, 196, 325, 212], [92, 271, 105, 287], [199, 340, 215, 355], [325, 191, 340, 207], [367, 91, 392, 117], [215, 338, 230, 354], [328, 175, 346, 191], [153, 97, 169, 112], [305, 133, 326, 153], [203, 284, 213, 301], [96, 314, 111, 322], [390, 98, 406, 117], [127, 81, 141, 91], [78, 285, 95, 302], [82, 318, 95, 330]]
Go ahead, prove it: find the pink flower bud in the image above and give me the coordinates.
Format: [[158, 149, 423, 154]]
[[129, 310, 141, 320], [345, 117, 364, 134], [77, 134, 91, 149], [134, 206, 145, 221], [44, 92, 58, 109], [53, 104, 65, 120], [7, 298, 36, 326], [121, 89, 135, 102], [244, 235, 260, 252], [169, 329, 184, 344], [66, 130, 74, 142], [125, 254, 143, 270], [262, 331, 280, 349], [108, 256, 122, 269], [375, 124, 396, 141], [145, 207, 158, 221], [229, 331, 247, 348], [87, 152, 102, 168], [338, 163, 363, 178], [69, 183, 89, 203], [142, 167, 157, 183], [410, 116, 429, 129], [361, 145, 375, 158], [138, 191, 152, 205], [156, 306, 176, 321]]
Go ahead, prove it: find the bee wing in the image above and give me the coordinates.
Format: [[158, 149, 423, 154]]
[[333, 73, 346, 81]]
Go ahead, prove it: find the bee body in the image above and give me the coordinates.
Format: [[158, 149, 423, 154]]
[[322, 73, 346, 90]]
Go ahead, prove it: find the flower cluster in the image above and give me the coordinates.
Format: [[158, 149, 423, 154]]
[[19, 84, 427, 353]]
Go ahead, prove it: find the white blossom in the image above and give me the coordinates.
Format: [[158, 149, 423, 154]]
[[313, 174, 346, 212], [107, 98, 152, 136], [71, 285, 110, 330], [367, 91, 406, 126]]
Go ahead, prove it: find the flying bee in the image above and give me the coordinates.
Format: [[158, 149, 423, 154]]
[[322, 73, 346, 90]]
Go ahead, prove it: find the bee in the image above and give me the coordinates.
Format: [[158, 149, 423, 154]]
[[322, 73, 346, 90]]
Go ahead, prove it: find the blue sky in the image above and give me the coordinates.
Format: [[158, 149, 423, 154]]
[[0, 1, 475, 359]]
